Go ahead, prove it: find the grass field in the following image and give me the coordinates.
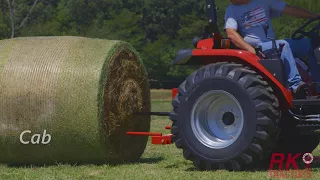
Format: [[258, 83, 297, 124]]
[[0, 89, 320, 179]]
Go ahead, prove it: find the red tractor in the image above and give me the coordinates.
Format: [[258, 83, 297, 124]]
[[128, 0, 320, 170]]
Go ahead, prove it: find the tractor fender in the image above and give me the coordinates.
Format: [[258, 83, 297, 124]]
[[173, 48, 293, 108]]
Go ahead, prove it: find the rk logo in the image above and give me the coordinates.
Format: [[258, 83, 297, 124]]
[[268, 153, 314, 179]]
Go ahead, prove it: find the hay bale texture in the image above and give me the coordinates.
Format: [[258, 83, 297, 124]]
[[0, 36, 151, 165]]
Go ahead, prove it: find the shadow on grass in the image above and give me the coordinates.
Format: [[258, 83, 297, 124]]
[[248, 157, 320, 172], [136, 156, 165, 164], [185, 167, 199, 171], [165, 164, 180, 169], [181, 158, 320, 172], [5, 156, 165, 168]]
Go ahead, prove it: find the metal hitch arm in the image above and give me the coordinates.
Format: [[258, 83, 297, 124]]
[[126, 131, 173, 145]]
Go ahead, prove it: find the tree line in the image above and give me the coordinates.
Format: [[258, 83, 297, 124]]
[[0, 0, 319, 83]]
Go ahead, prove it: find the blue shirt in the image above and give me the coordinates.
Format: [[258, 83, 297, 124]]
[[224, 0, 287, 46]]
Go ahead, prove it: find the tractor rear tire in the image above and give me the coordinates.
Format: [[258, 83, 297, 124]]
[[170, 62, 280, 171], [274, 117, 319, 156], [275, 131, 319, 155]]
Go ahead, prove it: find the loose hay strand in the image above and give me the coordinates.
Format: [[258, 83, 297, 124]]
[[0, 36, 150, 165]]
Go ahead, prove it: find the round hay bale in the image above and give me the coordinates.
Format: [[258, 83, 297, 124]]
[[0, 36, 151, 165]]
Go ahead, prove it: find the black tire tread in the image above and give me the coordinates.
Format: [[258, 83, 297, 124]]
[[170, 62, 280, 171]]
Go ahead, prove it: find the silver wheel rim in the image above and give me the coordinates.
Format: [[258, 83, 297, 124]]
[[191, 90, 244, 149]]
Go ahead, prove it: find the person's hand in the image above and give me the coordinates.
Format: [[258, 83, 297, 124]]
[[257, 51, 266, 58], [248, 46, 265, 58], [248, 46, 256, 54]]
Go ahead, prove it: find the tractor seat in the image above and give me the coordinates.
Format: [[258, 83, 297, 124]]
[[262, 49, 281, 59]]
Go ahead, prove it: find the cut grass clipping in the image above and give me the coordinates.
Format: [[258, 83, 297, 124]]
[[0, 36, 151, 165]]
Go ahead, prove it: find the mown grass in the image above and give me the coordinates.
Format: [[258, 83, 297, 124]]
[[150, 89, 173, 101], [0, 89, 319, 179]]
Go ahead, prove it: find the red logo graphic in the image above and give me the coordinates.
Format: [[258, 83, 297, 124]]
[[268, 153, 317, 179], [302, 153, 314, 165], [241, 6, 267, 29]]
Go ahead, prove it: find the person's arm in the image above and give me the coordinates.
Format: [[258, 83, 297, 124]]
[[283, 5, 319, 19], [226, 28, 256, 54]]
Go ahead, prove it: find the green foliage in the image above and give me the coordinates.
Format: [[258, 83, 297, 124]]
[[0, 0, 319, 80], [0, 12, 9, 39]]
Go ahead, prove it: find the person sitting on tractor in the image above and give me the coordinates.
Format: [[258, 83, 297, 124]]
[[225, 0, 320, 98]]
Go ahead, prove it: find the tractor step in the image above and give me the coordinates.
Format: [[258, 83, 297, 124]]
[[289, 110, 320, 123], [296, 124, 320, 131], [297, 124, 320, 127], [292, 96, 320, 106], [291, 97, 320, 126]]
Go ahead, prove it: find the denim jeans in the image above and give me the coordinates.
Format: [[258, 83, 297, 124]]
[[285, 38, 320, 92], [258, 40, 302, 91]]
